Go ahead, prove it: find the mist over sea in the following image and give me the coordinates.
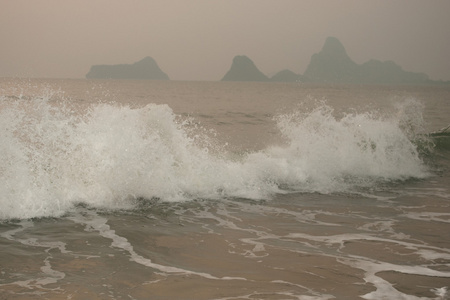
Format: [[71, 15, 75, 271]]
[[1, 79, 449, 299]]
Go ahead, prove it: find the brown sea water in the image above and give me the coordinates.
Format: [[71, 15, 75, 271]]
[[0, 79, 449, 299]]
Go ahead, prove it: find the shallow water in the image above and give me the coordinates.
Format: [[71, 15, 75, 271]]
[[0, 79, 449, 299]]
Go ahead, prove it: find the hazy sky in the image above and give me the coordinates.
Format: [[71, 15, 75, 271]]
[[1, 0, 450, 81]]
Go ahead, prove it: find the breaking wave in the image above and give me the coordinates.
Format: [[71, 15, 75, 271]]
[[0, 92, 432, 219]]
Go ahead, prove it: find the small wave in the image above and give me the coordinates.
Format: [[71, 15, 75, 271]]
[[430, 125, 450, 151], [0, 92, 432, 220]]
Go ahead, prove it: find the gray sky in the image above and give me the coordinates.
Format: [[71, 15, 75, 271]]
[[1, 0, 450, 81]]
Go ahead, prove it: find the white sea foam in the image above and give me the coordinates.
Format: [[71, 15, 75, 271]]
[[68, 209, 245, 280], [0, 220, 67, 289], [0, 92, 430, 219]]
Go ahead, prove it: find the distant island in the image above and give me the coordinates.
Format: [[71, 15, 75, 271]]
[[303, 37, 432, 84], [221, 56, 269, 82], [86, 38, 448, 84], [86, 56, 169, 80], [221, 37, 448, 85], [220, 56, 305, 82], [270, 69, 305, 83]]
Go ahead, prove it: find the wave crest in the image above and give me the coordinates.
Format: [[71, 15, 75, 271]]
[[0, 93, 431, 219]]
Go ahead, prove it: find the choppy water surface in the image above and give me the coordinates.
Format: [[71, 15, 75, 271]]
[[1, 79, 449, 299]]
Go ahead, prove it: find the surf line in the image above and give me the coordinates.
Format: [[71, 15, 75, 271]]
[[68, 208, 245, 281], [0, 220, 67, 289]]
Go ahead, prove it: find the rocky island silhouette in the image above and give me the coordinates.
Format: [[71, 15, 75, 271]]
[[86, 37, 448, 84], [86, 56, 169, 80]]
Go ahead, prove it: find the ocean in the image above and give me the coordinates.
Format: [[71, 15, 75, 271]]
[[0, 79, 449, 299]]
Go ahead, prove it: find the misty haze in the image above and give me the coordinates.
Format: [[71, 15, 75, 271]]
[[1, 1, 450, 299]]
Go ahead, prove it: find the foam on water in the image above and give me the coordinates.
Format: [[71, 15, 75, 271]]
[[0, 92, 431, 219], [0, 220, 67, 289], [67, 209, 245, 280]]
